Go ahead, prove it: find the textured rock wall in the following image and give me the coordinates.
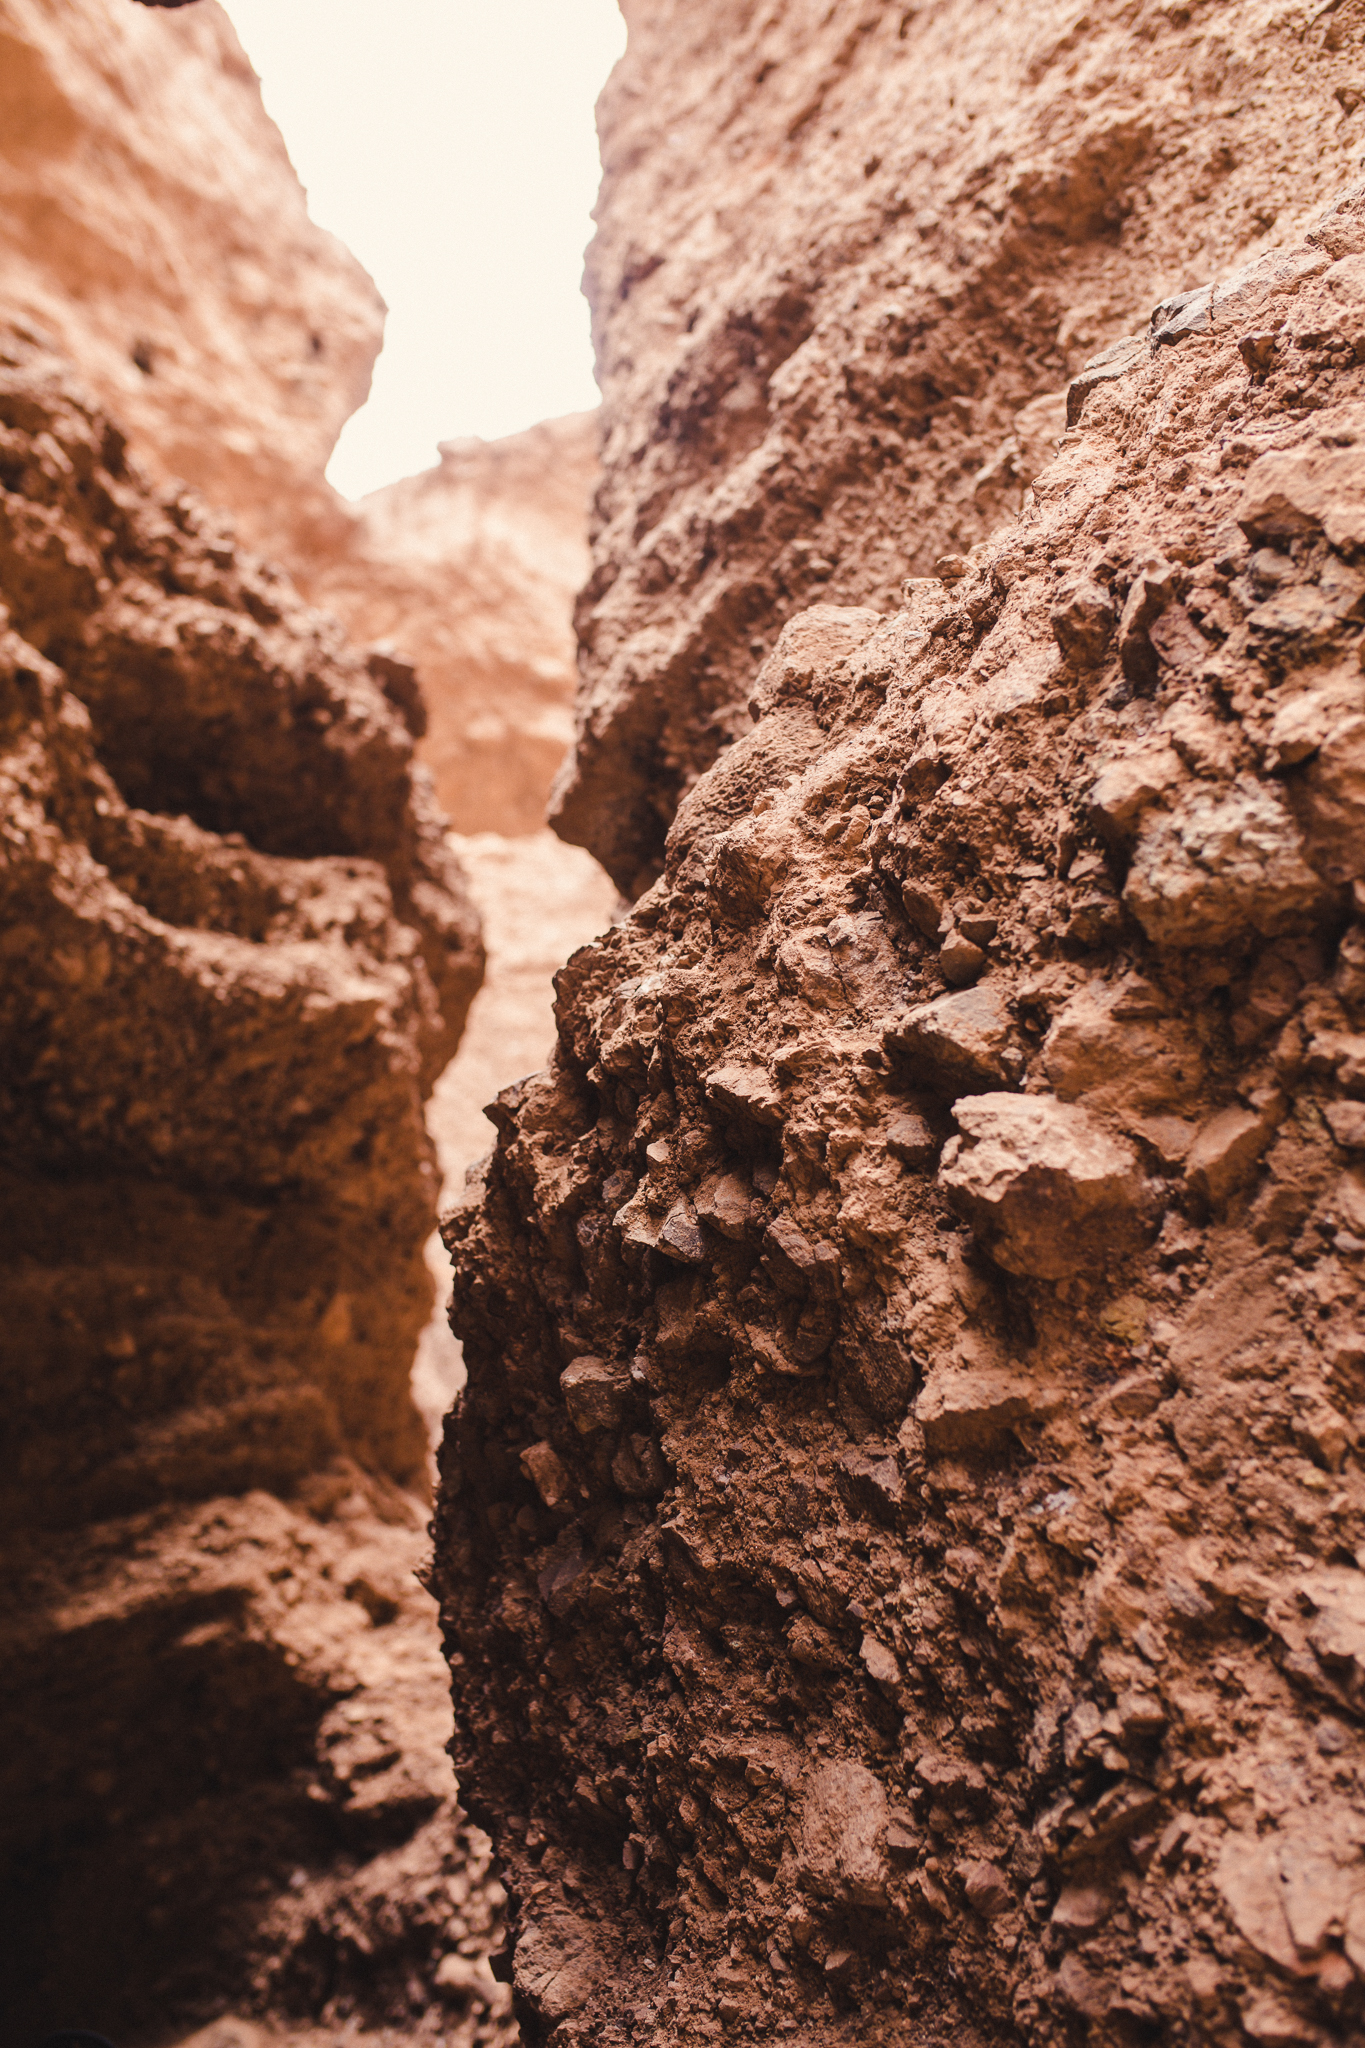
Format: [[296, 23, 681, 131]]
[[0, 0, 382, 558], [555, 0, 1365, 897], [0, 8, 602, 2030], [0, 0, 597, 841], [301, 414, 598, 834], [0, 329, 500, 2042], [436, 10, 1365, 2046]]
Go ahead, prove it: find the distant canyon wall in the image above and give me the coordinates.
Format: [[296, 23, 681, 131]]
[[308, 414, 598, 835]]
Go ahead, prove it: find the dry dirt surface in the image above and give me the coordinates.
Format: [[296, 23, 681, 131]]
[[436, 157, 1365, 2048], [554, 0, 1365, 900], [0, 327, 501, 2043]]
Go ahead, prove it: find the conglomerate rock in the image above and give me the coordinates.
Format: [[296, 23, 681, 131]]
[[554, 0, 1365, 897], [436, 176, 1365, 2047], [0, 328, 499, 2041]]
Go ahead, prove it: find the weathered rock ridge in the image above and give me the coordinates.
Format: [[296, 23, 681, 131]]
[[555, 0, 1365, 897], [0, 2, 599, 2039], [438, 131, 1365, 2048], [0, 327, 499, 2041], [0, 329, 482, 1505]]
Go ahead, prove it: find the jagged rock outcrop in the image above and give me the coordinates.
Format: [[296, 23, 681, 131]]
[[0, 328, 501, 2041], [555, 0, 1365, 897], [301, 415, 598, 833], [1, 328, 482, 1501], [437, 141, 1365, 2048]]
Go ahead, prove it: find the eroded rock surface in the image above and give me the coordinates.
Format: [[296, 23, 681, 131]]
[[556, 0, 1365, 896], [0, 0, 382, 555], [0, 329, 501, 2041], [437, 179, 1365, 2047], [301, 415, 598, 833], [0, 0, 598, 839]]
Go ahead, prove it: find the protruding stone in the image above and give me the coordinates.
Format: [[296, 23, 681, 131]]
[[705, 1061, 784, 1127], [749, 605, 884, 718], [1087, 746, 1183, 846], [658, 1198, 706, 1262], [1325, 1101, 1365, 1149], [1050, 579, 1115, 668], [1150, 282, 1212, 346], [915, 1359, 1040, 1454], [798, 1762, 890, 1906], [561, 1357, 626, 1435], [1124, 781, 1335, 948], [887, 985, 1016, 1095], [1066, 333, 1145, 426], [1116, 556, 1175, 690], [859, 1632, 902, 1688], [521, 1441, 572, 1509], [940, 933, 987, 987], [941, 1093, 1149, 1278], [1185, 1106, 1275, 1208], [961, 1860, 1013, 1917], [695, 1169, 753, 1238], [885, 1111, 938, 1168]]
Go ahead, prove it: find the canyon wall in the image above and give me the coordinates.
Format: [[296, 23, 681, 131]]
[[553, 0, 1365, 898], [0, 323, 503, 2041], [0, 0, 382, 558], [0, 0, 598, 837], [0, 2, 599, 2039], [437, 7, 1365, 2047], [303, 413, 598, 834]]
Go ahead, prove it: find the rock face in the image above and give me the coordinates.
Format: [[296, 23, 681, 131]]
[[0, 0, 599, 841], [0, 327, 495, 2039], [301, 415, 598, 833], [554, 0, 1365, 897], [437, 141, 1365, 2048], [0, 0, 383, 556]]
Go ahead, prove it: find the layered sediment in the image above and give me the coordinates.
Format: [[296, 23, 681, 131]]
[[0, 329, 498, 2042], [436, 12, 1365, 2043]]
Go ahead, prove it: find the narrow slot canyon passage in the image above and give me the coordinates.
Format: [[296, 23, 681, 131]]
[[10, 4, 1365, 2048], [0, 2, 618, 2042]]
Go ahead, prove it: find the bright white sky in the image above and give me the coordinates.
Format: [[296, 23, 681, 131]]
[[220, 0, 626, 501]]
